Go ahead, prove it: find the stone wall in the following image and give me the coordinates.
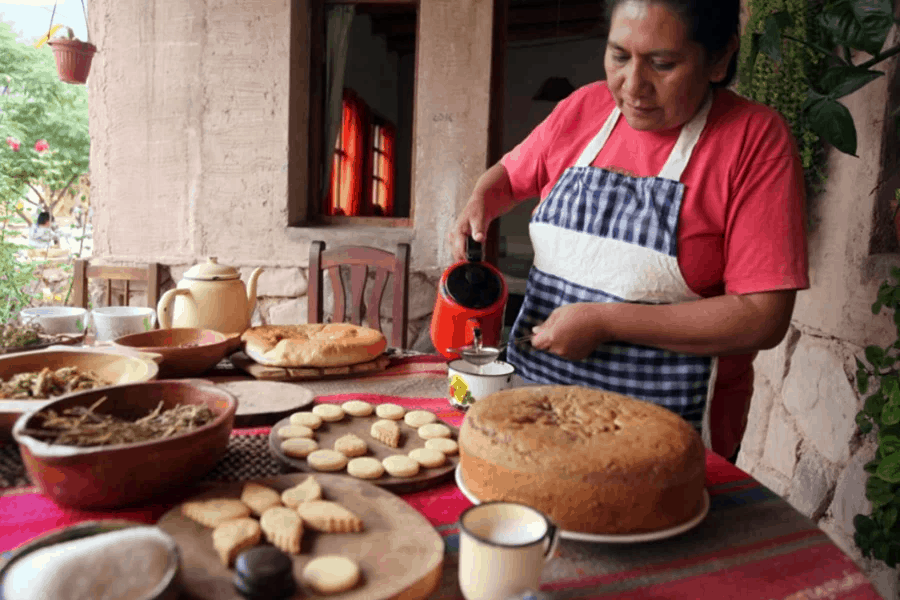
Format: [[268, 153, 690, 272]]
[[737, 28, 900, 598]]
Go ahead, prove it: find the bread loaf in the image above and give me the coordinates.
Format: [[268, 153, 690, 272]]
[[458, 385, 706, 534], [241, 324, 386, 368]]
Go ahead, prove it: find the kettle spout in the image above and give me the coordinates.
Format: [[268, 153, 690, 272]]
[[247, 267, 264, 318]]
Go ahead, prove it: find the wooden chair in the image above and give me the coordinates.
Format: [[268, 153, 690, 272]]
[[308, 241, 410, 349], [72, 259, 163, 309]]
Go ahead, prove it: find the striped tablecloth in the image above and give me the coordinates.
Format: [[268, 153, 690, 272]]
[[0, 355, 883, 599]]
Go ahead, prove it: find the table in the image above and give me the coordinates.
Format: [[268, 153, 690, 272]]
[[0, 354, 884, 599]]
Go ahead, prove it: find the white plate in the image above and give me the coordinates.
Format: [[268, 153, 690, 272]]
[[455, 464, 710, 544]]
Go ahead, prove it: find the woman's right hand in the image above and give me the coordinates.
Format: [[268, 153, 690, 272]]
[[448, 162, 516, 262], [449, 199, 488, 262]]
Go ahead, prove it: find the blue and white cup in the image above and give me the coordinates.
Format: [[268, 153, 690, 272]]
[[91, 307, 157, 342]]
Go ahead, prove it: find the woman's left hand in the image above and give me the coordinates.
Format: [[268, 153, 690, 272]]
[[530, 303, 610, 361]]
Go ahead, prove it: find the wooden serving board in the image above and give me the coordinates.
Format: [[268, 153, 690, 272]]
[[156, 473, 444, 600], [269, 409, 459, 494], [215, 381, 316, 428], [230, 352, 391, 382]]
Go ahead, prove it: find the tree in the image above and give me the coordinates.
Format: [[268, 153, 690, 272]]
[[0, 21, 89, 226]]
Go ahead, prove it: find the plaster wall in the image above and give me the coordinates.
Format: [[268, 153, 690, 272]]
[[88, 0, 498, 349], [89, 0, 495, 274]]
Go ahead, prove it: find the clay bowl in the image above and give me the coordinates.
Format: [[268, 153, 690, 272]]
[[12, 380, 237, 509], [112, 328, 240, 378], [0, 349, 160, 439]]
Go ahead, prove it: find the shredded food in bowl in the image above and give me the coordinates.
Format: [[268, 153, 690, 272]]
[[0, 367, 110, 400]]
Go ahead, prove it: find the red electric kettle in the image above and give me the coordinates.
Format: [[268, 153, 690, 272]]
[[431, 237, 508, 359]]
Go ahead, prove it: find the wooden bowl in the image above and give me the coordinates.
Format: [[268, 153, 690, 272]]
[[11, 380, 237, 509], [0, 349, 160, 439], [112, 328, 240, 378]]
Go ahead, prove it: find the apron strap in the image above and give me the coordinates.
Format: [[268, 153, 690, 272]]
[[574, 107, 621, 167], [657, 92, 714, 181]]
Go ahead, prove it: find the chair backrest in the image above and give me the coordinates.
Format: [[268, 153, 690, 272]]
[[72, 259, 162, 309], [308, 241, 410, 349]]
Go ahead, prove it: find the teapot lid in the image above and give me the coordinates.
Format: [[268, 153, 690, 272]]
[[183, 257, 240, 281]]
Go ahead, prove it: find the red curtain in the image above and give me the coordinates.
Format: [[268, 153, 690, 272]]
[[327, 89, 366, 216]]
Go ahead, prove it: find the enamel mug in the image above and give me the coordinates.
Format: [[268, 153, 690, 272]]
[[457, 501, 559, 600]]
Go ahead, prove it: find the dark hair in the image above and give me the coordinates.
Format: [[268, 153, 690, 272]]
[[37, 211, 51, 226], [605, 0, 740, 89]]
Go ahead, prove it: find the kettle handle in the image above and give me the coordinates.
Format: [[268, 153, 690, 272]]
[[465, 236, 483, 262], [156, 288, 191, 329]]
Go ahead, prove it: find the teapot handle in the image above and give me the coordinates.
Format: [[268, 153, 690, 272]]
[[156, 288, 191, 329]]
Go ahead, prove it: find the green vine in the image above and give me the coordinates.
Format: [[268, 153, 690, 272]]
[[737, 0, 828, 197]]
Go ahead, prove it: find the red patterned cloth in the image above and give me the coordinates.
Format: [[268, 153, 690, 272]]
[[0, 360, 882, 599]]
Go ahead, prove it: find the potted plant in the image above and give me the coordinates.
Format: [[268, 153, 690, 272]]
[[745, 0, 899, 158], [48, 27, 96, 85]]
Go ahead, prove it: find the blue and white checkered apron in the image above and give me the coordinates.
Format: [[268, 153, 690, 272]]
[[508, 95, 717, 431]]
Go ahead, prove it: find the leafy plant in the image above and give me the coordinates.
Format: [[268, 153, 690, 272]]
[[746, 0, 900, 156], [0, 203, 40, 326], [0, 21, 90, 225], [854, 265, 900, 567], [739, 0, 829, 198]]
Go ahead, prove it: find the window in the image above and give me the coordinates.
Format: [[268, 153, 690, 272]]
[[325, 90, 397, 218], [370, 117, 396, 217], [303, 3, 416, 226]]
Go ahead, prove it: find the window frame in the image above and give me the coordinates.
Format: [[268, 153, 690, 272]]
[[304, 0, 417, 229]]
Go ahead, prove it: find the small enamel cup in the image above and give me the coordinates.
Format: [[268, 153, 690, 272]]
[[448, 359, 515, 410], [91, 307, 157, 342], [457, 501, 560, 600]]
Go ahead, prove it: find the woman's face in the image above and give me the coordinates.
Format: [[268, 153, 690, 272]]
[[604, 1, 734, 132]]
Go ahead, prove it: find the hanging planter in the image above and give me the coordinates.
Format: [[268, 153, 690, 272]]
[[43, 0, 96, 85], [48, 34, 96, 85]]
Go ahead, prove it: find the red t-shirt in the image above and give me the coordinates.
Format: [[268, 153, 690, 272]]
[[501, 81, 810, 457]]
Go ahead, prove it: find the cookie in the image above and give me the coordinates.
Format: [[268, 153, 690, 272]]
[[281, 437, 319, 458], [418, 422, 452, 440], [341, 399, 374, 417], [297, 500, 364, 533], [276, 425, 315, 440], [281, 476, 323, 508], [375, 403, 406, 420], [240, 482, 282, 516], [382, 455, 420, 478], [370, 419, 401, 448], [212, 517, 261, 567], [312, 403, 345, 422], [289, 412, 323, 430], [181, 498, 251, 528], [347, 457, 385, 480], [409, 447, 446, 468], [334, 433, 368, 458], [425, 437, 459, 455], [307, 449, 349, 472], [260, 506, 304, 554], [404, 410, 437, 428], [302, 555, 361, 595]]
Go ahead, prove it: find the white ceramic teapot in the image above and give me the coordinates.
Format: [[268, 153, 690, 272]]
[[156, 257, 263, 335]]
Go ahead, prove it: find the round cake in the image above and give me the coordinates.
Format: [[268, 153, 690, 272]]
[[458, 385, 706, 535]]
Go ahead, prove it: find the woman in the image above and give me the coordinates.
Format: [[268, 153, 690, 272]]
[[449, 0, 809, 460]]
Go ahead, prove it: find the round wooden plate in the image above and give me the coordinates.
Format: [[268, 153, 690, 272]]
[[268, 408, 459, 494], [217, 380, 316, 428], [156, 473, 444, 600]]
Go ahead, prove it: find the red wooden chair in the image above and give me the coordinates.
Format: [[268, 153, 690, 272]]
[[308, 241, 410, 349]]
